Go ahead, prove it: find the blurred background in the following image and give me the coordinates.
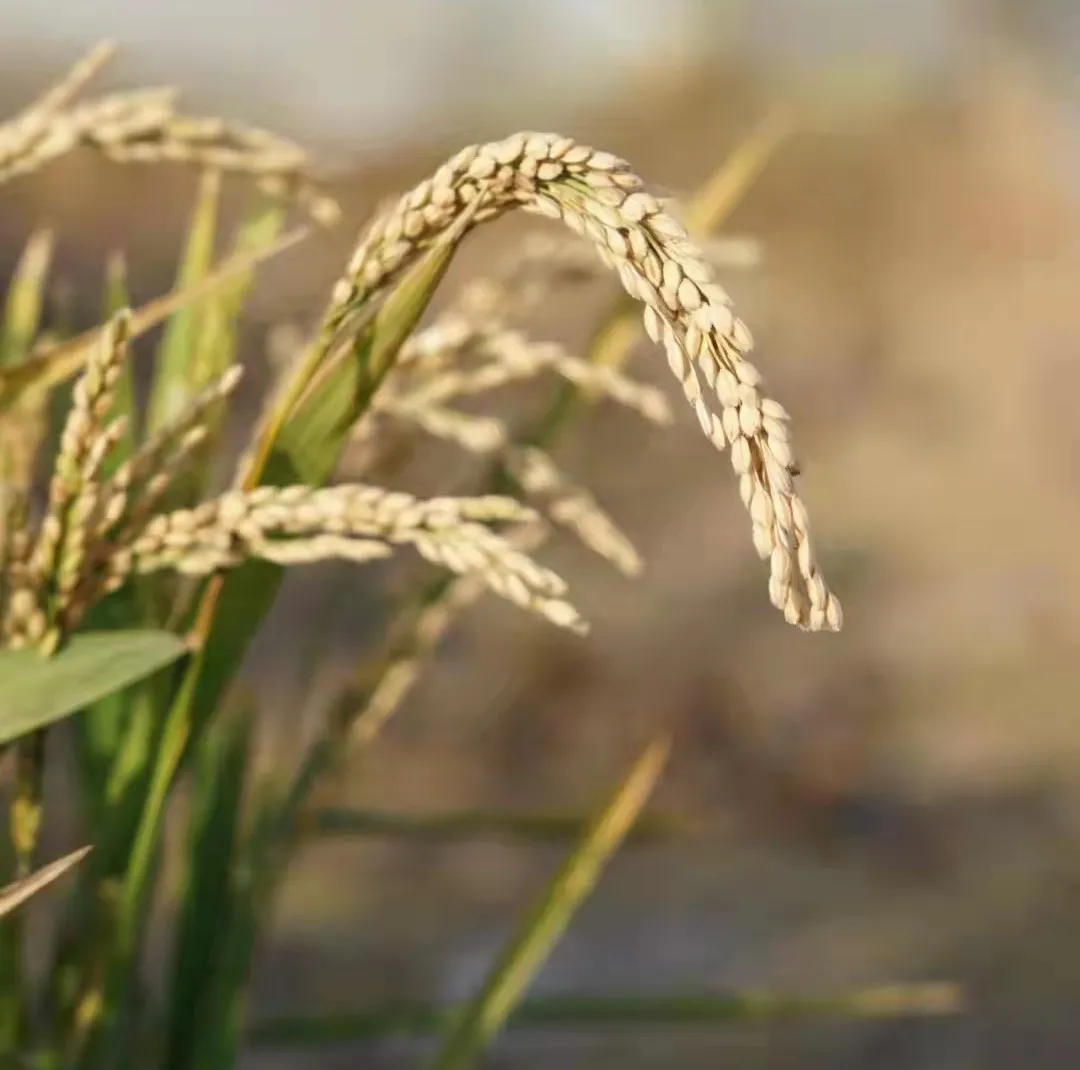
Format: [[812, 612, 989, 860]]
[[9, 0, 1080, 1066]]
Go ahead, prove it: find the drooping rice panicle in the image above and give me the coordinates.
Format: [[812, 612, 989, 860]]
[[327, 133, 840, 630]]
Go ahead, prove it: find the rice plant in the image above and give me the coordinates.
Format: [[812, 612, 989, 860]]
[[0, 43, 957, 1070]]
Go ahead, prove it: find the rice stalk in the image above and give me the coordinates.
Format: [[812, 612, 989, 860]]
[[275, 117, 828, 852]]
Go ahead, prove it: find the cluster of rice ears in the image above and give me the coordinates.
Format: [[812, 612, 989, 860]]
[[0, 45, 957, 1070]]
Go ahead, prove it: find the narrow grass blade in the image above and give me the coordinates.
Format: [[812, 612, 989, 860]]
[[0, 630, 187, 745], [0, 846, 91, 920], [0, 224, 308, 415], [308, 807, 691, 845], [1, 229, 54, 368], [432, 735, 671, 1070], [68, 593, 173, 834], [164, 704, 254, 1070], [188, 777, 278, 1070], [145, 169, 223, 434], [196, 198, 286, 388], [250, 984, 962, 1046], [185, 199, 288, 507], [0, 230, 56, 504], [685, 106, 793, 235]]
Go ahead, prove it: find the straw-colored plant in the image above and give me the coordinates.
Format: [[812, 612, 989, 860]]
[[0, 43, 958, 1070]]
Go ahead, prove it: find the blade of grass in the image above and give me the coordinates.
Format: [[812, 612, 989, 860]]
[[1, 229, 54, 369], [0, 229, 55, 519], [307, 807, 692, 844], [0, 630, 188, 745], [0, 847, 92, 920], [185, 772, 278, 1070], [330, 110, 796, 764], [249, 983, 962, 1046], [163, 703, 254, 1070], [145, 169, 222, 434], [0, 841, 90, 1052], [196, 198, 286, 391], [431, 735, 671, 1070]]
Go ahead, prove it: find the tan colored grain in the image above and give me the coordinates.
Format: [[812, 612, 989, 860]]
[[0, 42, 337, 222], [370, 395, 641, 576], [392, 326, 671, 425], [330, 133, 840, 631], [24, 312, 131, 644], [102, 485, 584, 632]]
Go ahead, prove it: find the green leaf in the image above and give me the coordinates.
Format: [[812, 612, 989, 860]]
[[308, 807, 691, 844], [164, 703, 254, 1070], [1, 229, 54, 369], [0, 229, 56, 495], [145, 169, 223, 434], [250, 985, 962, 1046], [259, 191, 484, 488], [0, 846, 91, 920], [432, 736, 671, 1070], [196, 198, 286, 389], [186, 198, 288, 507], [0, 630, 187, 745]]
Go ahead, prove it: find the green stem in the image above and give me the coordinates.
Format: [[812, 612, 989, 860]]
[[250, 984, 961, 1047], [0, 727, 47, 1049], [308, 807, 692, 844]]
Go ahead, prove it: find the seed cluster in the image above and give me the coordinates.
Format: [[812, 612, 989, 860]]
[[344, 300, 671, 579], [0, 40, 336, 223], [11, 314, 132, 647], [368, 391, 642, 578], [102, 485, 584, 633], [332, 132, 841, 631], [391, 323, 671, 424]]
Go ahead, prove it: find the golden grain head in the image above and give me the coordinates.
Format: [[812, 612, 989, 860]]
[[331, 132, 840, 631]]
